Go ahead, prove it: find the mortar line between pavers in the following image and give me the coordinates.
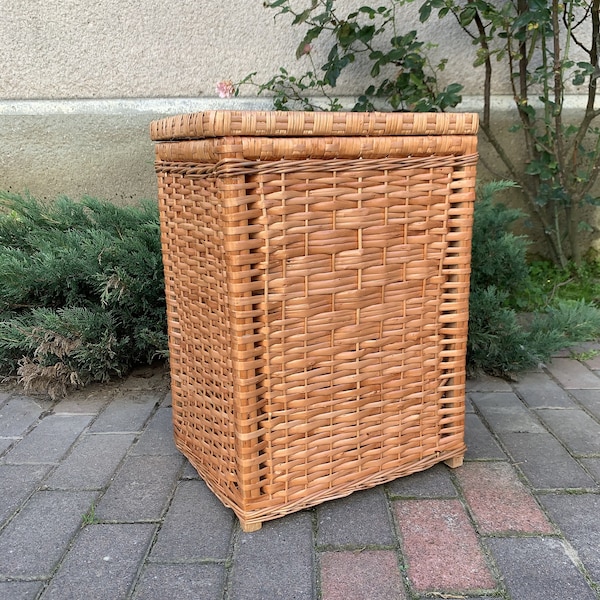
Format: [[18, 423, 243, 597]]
[[445, 466, 507, 598], [469, 388, 589, 494], [28, 489, 105, 600], [508, 375, 600, 487], [118, 458, 186, 600], [312, 509, 323, 600], [220, 519, 242, 600]]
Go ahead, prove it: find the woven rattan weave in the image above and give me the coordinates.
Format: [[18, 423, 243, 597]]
[[151, 110, 478, 531]]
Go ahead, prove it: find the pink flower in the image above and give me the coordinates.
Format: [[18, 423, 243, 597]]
[[302, 43, 313, 55], [215, 80, 235, 99]]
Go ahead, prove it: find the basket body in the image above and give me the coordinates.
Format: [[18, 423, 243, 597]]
[[151, 111, 478, 529]]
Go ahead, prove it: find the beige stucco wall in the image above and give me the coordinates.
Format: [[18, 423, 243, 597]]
[[2, 0, 484, 99], [0, 1, 597, 256]]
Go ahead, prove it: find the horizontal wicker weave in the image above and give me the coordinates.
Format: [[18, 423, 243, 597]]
[[151, 110, 479, 531]]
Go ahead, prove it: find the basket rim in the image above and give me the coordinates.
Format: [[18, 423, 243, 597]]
[[150, 110, 479, 141]]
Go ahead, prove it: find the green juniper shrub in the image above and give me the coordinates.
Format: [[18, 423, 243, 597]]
[[467, 182, 600, 378], [1, 188, 599, 395], [0, 192, 168, 398]]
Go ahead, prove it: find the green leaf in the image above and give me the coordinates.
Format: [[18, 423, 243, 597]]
[[459, 6, 477, 26]]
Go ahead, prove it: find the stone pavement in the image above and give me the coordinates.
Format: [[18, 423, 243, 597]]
[[0, 343, 599, 600]]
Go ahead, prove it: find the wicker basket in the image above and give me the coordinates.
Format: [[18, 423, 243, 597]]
[[151, 110, 479, 531]]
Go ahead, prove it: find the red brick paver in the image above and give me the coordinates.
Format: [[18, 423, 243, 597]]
[[320, 550, 407, 600], [455, 462, 555, 534], [394, 498, 495, 593]]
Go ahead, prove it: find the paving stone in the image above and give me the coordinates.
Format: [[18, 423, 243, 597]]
[[0, 463, 51, 525], [0, 436, 16, 454], [464, 413, 506, 460], [317, 487, 395, 548], [455, 461, 554, 534], [95, 454, 182, 522], [149, 480, 234, 561], [539, 493, 600, 582], [40, 523, 156, 600], [394, 498, 495, 593], [132, 563, 226, 600], [229, 511, 314, 600], [386, 463, 456, 498], [0, 490, 97, 578], [469, 392, 546, 433], [545, 358, 600, 389], [320, 550, 407, 600], [4, 414, 93, 464], [570, 389, 600, 420], [45, 433, 135, 490], [513, 371, 576, 408], [0, 395, 51, 437], [466, 375, 512, 393], [580, 458, 600, 484], [88, 392, 159, 433], [499, 432, 596, 490], [181, 458, 200, 479], [535, 408, 600, 455], [52, 388, 111, 415], [0, 581, 44, 600], [485, 537, 597, 600], [129, 406, 178, 455]]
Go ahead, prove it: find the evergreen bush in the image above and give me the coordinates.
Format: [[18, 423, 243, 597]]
[[467, 182, 600, 377], [0, 192, 167, 398], [0, 189, 598, 395]]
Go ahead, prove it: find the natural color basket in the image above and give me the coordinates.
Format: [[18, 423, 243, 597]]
[[151, 110, 479, 531]]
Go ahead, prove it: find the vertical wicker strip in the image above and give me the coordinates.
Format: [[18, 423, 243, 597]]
[[152, 111, 479, 531]]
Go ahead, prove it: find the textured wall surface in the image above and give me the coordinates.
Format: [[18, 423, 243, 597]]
[[1, 0, 486, 99], [0, 1, 597, 255]]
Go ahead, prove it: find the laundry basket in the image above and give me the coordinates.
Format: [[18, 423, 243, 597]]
[[151, 110, 478, 531]]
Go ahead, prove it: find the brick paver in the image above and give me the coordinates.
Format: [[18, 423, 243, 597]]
[[0, 350, 599, 600], [394, 498, 496, 593], [455, 461, 554, 534], [320, 550, 407, 600]]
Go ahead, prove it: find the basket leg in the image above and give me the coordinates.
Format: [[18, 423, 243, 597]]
[[444, 455, 464, 469], [240, 519, 262, 533]]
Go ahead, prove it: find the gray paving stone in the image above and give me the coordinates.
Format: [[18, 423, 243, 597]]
[[0, 436, 16, 454], [317, 486, 395, 547], [181, 458, 200, 479], [95, 454, 182, 521], [0, 581, 44, 600], [500, 431, 596, 490], [535, 408, 600, 455], [45, 433, 135, 490], [570, 389, 600, 420], [4, 414, 93, 464], [513, 370, 576, 408], [0, 395, 51, 437], [0, 490, 97, 578], [149, 480, 234, 561], [0, 463, 51, 525], [129, 406, 178, 455], [132, 563, 226, 600], [229, 511, 314, 600], [40, 523, 156, 600], [466, 375, 512, 392], [539, 493, 600, 582], [546, 358, 600, 389], [88, 392, 159, 433], [580, 458, 600, 484], [52, 388, 111, 415], [386, 463, 457, 498], [469, 392, 546, 433], [485, 537, 597, 600], [464, 413, 506, 460]]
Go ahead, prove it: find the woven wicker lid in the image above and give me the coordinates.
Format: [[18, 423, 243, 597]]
[[150, 110, 479, 141]]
